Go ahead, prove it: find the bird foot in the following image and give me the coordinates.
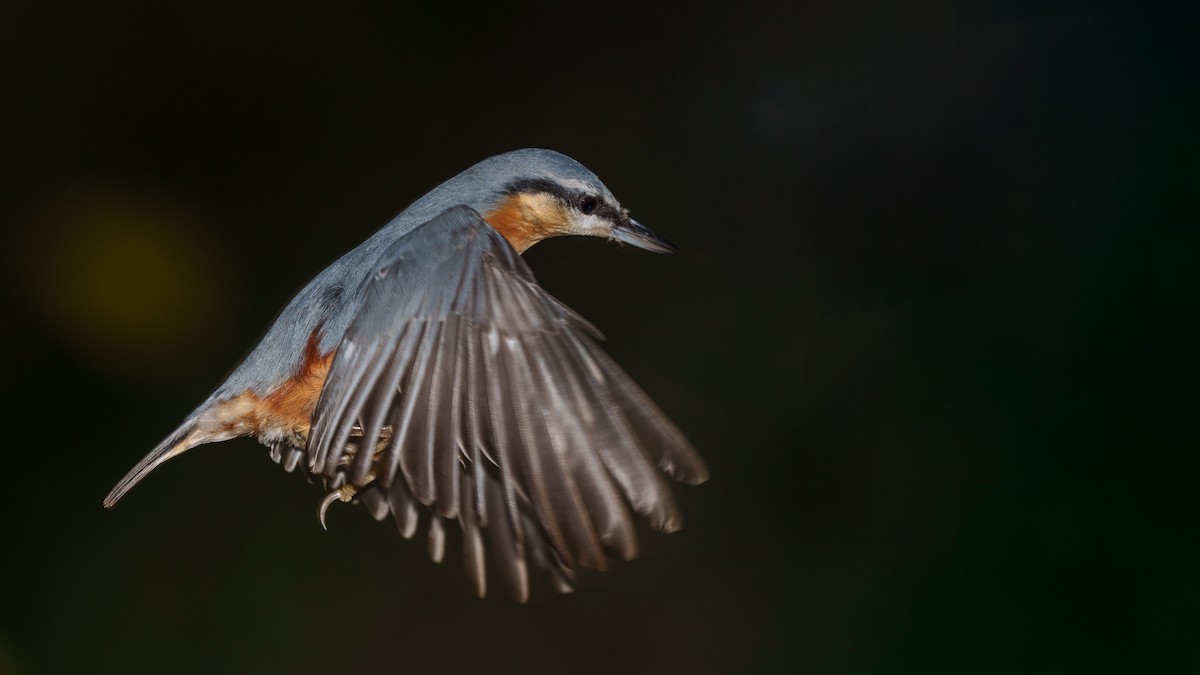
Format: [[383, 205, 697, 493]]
[[318, 484, 358, 530]]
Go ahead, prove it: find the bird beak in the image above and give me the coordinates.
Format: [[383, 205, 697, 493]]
[[611, 218, 678, 254]]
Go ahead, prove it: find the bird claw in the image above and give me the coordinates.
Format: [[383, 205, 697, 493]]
[[318, 484, 358, 530]]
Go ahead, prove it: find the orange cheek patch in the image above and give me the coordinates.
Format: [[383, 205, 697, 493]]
[[484, 193, 570, 253], [484, 195, 540, 252]]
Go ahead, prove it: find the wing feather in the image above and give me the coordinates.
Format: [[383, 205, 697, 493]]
[[388, 473, 419, 540], [372, 322, 427, 489], [460, 473, 486, 598], [429, 315, 462, 518], [394, 321, 440, 504]]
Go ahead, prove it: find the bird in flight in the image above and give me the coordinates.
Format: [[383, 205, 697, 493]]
[[104, 148, 707, 601]]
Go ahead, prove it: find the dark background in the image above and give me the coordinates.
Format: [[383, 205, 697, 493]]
[[2, 2, 1196, 673]]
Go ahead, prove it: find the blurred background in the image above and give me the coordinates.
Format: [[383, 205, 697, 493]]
[[2, 2, 1196, 673]]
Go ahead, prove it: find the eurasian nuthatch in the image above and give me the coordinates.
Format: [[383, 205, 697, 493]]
[[105, 149, 707, 601]]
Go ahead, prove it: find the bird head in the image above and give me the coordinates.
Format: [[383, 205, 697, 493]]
[[469, 149, 677, 255]]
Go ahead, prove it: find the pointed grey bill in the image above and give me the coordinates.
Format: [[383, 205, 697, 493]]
[[612, 218, 678, 254]]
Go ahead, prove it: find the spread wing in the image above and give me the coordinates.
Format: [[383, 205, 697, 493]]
[[305, 205, 707, 600]]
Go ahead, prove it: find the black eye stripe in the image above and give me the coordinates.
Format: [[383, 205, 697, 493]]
[[594, 203, 622, 222], [501, 179, 621, 221], [502, 178, 570, 201]]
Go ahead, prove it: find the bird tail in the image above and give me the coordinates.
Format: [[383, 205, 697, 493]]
[[103, 416, 207, 508]]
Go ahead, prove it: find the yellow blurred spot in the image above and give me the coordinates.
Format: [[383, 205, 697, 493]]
[[22, 186, 228, 375]]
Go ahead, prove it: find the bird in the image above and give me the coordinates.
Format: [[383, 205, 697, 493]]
[[103, 148, 708, 601]]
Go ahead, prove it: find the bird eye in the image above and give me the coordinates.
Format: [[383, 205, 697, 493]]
[[578, 194, 599, 215]]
